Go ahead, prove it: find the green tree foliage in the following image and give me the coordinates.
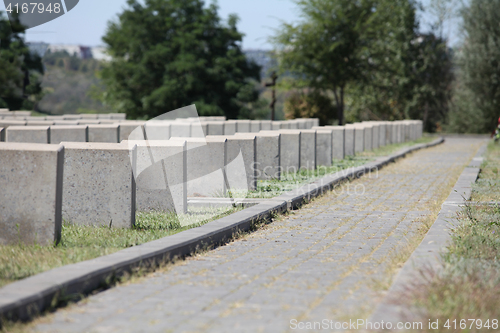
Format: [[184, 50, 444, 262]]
[[283, 90, 335, 125], [272, 0, 376, 125], [39, 50, 107, 114], [448, 0, 500, 133], [100, 0, 261, 119], [273, 0, 453, 130], [0, 11, 44, 110]]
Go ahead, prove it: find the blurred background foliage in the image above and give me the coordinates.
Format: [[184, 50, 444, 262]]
[[0, 0, 499, 132]]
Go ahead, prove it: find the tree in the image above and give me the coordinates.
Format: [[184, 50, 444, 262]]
[[100, 0, 261, 119], [272, 0, 377, 125], [448, 0, 500, 133], [0, 11, 44, 110]]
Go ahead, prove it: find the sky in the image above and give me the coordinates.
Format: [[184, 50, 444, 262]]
[[0, 0, 462, 49]]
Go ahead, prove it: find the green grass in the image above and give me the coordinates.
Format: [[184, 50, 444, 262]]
[[0, 207, 240, 288], [357, 136, 436, 158], [397, 140, 500, 332], [247, 156, 373, 198]]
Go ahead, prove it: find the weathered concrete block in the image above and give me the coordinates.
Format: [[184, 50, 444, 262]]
[[351, 125, 364, 153], [371, 123, 379, 149], [239, 131, 280, 180], [378, 122, 387, 147], [62, 115, 82, 120], [313, 126, 345, 160], [88, 124, 120, 143], [260, 120, 272, 131], [27, 121, 55, 126], [144, 122, 171, 140], [77, 120, 101, 125], [6, 126, 49, 143], [299, 129, 316, 170], [362, 124, 373, 151], [250, 120, 261, 133], [13, 111, 31, 117], [279, 121, 291, 129], [271, 121, 281, 130], [61, 142, 136, 228], [315, 130, 332, 167], [50, 125, 88, 144], [236, 120, 251, 133], [128, 140, 187, 214], [80, 114, 98, 119], [171, 137, 227, 197], [0, 143, 63, 245], [224, 120, 237, 135], [288, 120, 299, 129], [110, 113, 127, 120], [344, 125, 355, 157], [170, 122, 191, 137], [207, 121, 225, 135], [119, 121, 146, 142], [208, 134, 257, 191], [262, 130, 300, 173], [296, 119, 308, 129], [54, 121, 80, 126], [0, 120, 26, 128]]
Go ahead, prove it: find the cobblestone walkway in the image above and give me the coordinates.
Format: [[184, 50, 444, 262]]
[[33, 138, 485, 333]]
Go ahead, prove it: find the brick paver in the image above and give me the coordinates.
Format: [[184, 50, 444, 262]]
[[32, 138, 484, 333]]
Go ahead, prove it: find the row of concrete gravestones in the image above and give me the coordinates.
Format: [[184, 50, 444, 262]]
[[0, 113, 423, 246]]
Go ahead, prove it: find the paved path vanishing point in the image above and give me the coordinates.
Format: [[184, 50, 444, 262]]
[[32, 137, 486, 333]]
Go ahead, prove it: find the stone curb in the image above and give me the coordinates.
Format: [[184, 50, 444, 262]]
[[369, 140, 488, 325], [0, 137, 444, 322]]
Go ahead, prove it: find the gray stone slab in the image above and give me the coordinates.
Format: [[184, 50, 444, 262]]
[[170, 137, 227, 197], [26, 120, 55, 126], [299, 129, 316, 170], [344, 125, 355, 156], [206, 121, 225, 135], [250, 120, 261, 133], [260, 120, 272, 130], [0, 120, 26, 128], [224, 120, 237, 135], [315, 129, 332, 167], [143, 122, 171, 140], [371, 123, 379, 149], [209, 134, 257, 191], [6, 126, 49, 143], [62, 115, 82, 120], [238, 132, 280, 180], [275, 130, 300, 173], [353, 125, 364, 153], [235, 120, 251, 133], [0, 143, 63, 245], [54, 121, 79, 126], [61, 142, 136, 228], [127, 140, 187, 214], [119, 121, 146, 142], [170, 122, 191, 137], [363, 124, 373, 151], [271, 121, 281, 130], [315, 126, 345, 160], [87, 124, 120, 143], [50, 125, 88, 144]]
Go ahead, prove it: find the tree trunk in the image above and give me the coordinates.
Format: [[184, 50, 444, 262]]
[[333, 87, 344, 126]]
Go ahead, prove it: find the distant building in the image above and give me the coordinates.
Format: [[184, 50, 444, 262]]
[[48, 44, 94, 59]]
